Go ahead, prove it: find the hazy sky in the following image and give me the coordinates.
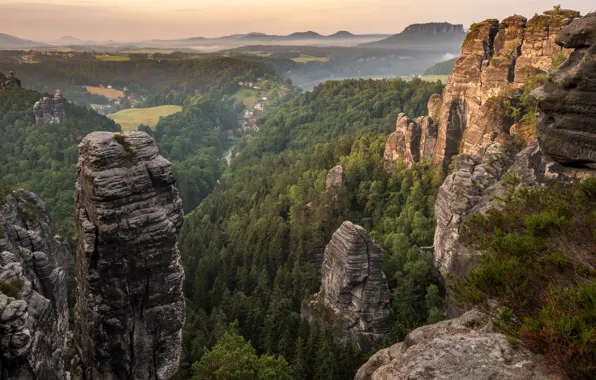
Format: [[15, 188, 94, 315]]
[[0, 0, 594, 41]]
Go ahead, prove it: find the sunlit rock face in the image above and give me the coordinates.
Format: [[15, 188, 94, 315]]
[[74, 131, 185, 380]]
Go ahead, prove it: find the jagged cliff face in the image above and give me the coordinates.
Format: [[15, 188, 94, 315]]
[[74, 131, 185, 380], [534, 12, 596, 167], [301, 222, 392, 351], [434, 11, 595, 276], [384, 95, 441, 167], [384, 10, 580, 169], [0, 190, 68, 380]]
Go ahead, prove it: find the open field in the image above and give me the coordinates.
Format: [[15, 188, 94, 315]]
[[121, 49, 175, 54], [233, 88, 258, 107], [418, 75, 450, 84], [107, 105, 183, 131], [85, 86, 124, 99], [96, 55, 130, 62], [291, 55, 329, 63]]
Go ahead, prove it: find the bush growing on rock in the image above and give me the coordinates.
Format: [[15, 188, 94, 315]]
[[453, 178, 596, 379]]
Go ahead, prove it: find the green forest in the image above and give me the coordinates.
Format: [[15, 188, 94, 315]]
[[0, 76, 448, 379], [0, 56, 277, 96], [176, 79, 447, 379]]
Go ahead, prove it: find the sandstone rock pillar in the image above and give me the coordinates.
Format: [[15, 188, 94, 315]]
[[74, 131, 185, 380]]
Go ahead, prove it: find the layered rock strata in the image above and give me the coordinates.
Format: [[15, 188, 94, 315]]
[[355, 310, 558, 380], [74, 131, 185, 380], [0, 190, 69, 380], [434, 11, 596, 276], [34, 90, 67, 125], [384, 10, 580, 169], [533, 12, 596, 167], [301, 222, 392, 351], [384, 94, 440, 167]]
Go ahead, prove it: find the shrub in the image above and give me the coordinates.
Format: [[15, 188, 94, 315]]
[[21, 200, 45, 224], [0, 278, 25, 298], [453, 181, 596, 379]]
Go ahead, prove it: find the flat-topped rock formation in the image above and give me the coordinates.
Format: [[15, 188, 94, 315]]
[[0, 190, 69, 380], [33, 90, 67, 125], [301, 222, 392, 351], [74, 131, 185, 380]]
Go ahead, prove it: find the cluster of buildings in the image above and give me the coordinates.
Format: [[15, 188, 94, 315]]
[[238, 81, 261, 90]]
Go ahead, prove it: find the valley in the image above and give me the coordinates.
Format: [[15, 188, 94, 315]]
[[0, 4, 595, 380]]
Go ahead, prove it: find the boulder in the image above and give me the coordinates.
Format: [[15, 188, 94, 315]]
[[355, 310, 559, 380]]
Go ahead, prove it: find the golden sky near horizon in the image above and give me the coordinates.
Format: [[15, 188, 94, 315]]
[[0, 0, 594, 41]]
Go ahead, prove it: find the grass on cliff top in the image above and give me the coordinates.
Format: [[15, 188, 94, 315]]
[[452, 177, 596, 379], [107, 105, 183, 131]]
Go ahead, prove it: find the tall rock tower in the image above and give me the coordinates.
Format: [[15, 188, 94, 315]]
[[74, 131, 185, 380]]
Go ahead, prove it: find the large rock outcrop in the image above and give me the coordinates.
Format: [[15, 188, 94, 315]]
[[74, 131, 185, 380], [34, 90, 67, 125], [0, 190, 69, 380], [355, 310, 558, 380], [533, 12, 596, 167], [0, 71, 21, 89], [384, 95, 440, 167], [434, 11, 596, 276], [383, 9, 581, 169], [301, 222, 392, 351]]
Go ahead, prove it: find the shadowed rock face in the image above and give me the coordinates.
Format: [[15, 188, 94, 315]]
[[301, 222, 392, 351], [355, 310, 559, 380], [533, 12, 596, 167], [0, 190, 69, 380], [74, 131, 185, 380]]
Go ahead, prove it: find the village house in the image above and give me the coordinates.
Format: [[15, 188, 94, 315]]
[[254, 102, 265, 112]]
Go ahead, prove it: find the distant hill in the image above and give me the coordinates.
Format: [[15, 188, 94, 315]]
[[423, 57, 458, 75], [54, 35, 87, 45], [0, 33, 46, 49], [328, 31, 356, 38], [361, 22, 466, 50]]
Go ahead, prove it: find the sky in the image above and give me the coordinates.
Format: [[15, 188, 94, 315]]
[[0, 0, 594, 41]]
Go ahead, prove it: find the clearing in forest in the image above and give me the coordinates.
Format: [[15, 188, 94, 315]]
[[107, 105, 183, 131], [85, 86, 125, 99]]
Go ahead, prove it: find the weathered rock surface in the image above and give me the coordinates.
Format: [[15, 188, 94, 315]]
[[384, 10, 580, 170], [301, 222, 392, 351], [1, 71, 21, 89], [355, 310, 558, 380], [326, 165, 345, 190], [34, 90, 67, 125], [74, 131, 185, 380], [383, 94, 440, 166], [533, 12, 596, 167], [0, 190, 69, 380], [434, 12, 596, 276]]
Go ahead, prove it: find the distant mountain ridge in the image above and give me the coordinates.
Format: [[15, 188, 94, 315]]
[[0, 33, 47, 49], [360, 22, 466, 49]]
